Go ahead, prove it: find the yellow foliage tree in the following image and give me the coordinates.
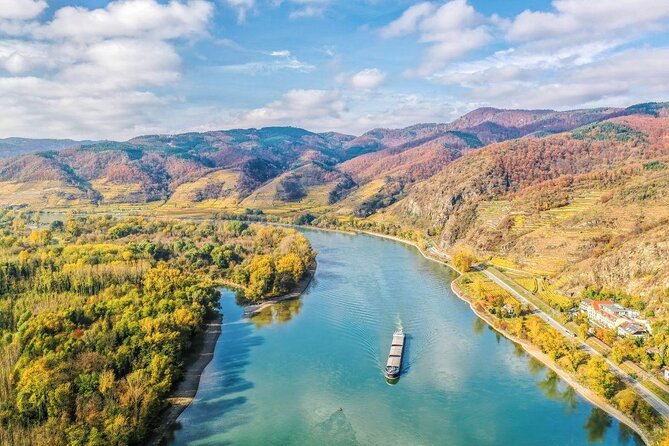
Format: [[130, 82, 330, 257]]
[[452, 249, 475, 272]]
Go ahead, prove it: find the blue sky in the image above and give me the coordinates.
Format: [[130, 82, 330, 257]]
[[0, 0, 668, 139]]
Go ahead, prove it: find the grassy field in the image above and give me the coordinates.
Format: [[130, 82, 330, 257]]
[[0, 181, 89, 207]]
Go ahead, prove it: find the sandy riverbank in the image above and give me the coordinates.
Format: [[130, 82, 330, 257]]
[[450, 279, 651, 446], [148, 314, 222, 446], [242, 266, 316, 317], [150, 266, 316, 445]]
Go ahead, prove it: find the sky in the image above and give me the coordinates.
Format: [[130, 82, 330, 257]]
[[1, 0, 669, 140]]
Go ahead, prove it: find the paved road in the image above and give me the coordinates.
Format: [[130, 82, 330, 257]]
[[425, 244, 669, 419], [478, 266, 574, 337], [478, 265, 669, 420]]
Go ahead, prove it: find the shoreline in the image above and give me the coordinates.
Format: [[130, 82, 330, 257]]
[[148, 314, 222, 446], [151, 266, 316, 445], [337, 227, 652, 445], [242, 266, 316, 317], [356, 230, 461, 274], [449, 279, 651, 446], [321, 225, 652, 445]]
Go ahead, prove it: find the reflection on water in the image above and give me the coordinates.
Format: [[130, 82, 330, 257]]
[[512, 343, 525, 358], [585, 408, 613, 443], [527, 356, 547, 376], [537, 371, 578, 414], [171, 230, 643, 446], [472, 317, 486, 335], [248, 299, 303, 328], [168, 293, 263, 443], [619, 424, 645, 446]]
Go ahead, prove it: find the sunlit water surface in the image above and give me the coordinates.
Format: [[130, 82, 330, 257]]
[[169, 230, 642, 446]]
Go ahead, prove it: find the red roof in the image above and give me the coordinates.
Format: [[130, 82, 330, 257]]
[[591, 300, 614, 311]]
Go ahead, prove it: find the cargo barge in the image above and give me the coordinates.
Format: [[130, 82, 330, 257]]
[[384, 329, 405, 380]]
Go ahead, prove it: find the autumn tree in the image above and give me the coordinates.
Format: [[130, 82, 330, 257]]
[[452, 249, 475, 272], [583, 357, 621, 399]]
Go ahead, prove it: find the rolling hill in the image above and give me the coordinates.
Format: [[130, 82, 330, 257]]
[[0, 103, 664, 218], [388, 109, 669, 303]]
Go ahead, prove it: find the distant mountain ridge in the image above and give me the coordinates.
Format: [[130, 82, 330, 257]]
[[0, 102, 666, 212], [386, 106, 669, 300], [0, 137, 94, 159]]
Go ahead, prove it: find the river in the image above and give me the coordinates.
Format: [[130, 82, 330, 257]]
[[168, 229, 643, 446]]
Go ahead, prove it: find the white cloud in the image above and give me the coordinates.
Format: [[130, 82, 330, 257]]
[[432, 40, 620, 87], [289, 5, 325, 19], [236, 89, 346, 128], [224, 0, 255, 23], [59, 39, 182, 90], [196, 88, 467, 135], [270, 50, 291, 57], [286, 0, 330, 20], [439, 47, 669, 110], [417, 0, 480, 42], [413, 27, 490, 76], [222, 0, 333, 21], [380, 2, 435, 38], [350, 68, 386, 90], [0, 40, 55, 74], [382, 0, 491, 76], [508, 0, 669, 44], [395, 0, 669, 110], [216, 50, 315, 74], [0, 0, 47, 20], [0, 0, 214, 139], [42, 0, 213, 41], [0, 76, 168, 138]]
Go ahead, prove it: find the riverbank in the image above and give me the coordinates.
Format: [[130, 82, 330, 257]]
[[151, 265, 316, 445], [357, 230, 461, 274], [242, 266, 316, 317], [450, 278, 651, 446], [149, 314, 223, 446], [347, 228, 655, 444]]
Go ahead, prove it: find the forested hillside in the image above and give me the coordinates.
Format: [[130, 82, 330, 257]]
[[0, 212, 315, 445], [1, 102, 668, 317], [388, 110, 669, 324]]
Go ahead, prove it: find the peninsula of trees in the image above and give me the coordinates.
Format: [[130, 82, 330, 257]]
[[0, 211, 315, 445]]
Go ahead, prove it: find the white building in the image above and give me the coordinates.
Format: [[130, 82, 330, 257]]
[[581, 299, 649, 337]]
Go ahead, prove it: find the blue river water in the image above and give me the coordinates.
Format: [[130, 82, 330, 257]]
[[169, 229, 643, 446]]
